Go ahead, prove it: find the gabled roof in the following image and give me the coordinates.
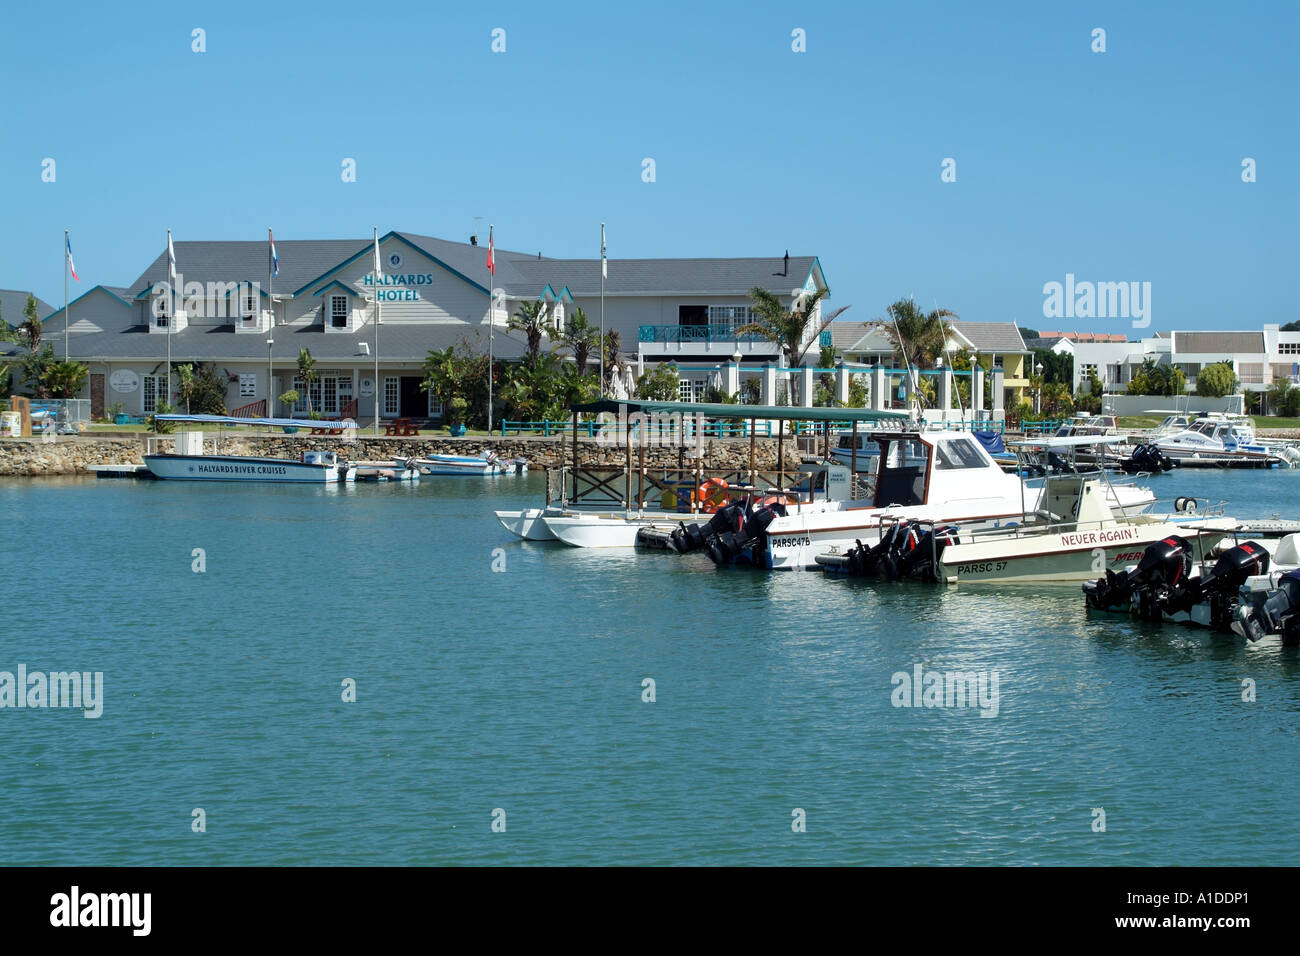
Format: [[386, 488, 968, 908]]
[[0, 289, 56, 326], [40, 286, 135, 337], [126, 239, 372, 300], [1173, 331, 1265, 354], [948, 321, 1027, 353]]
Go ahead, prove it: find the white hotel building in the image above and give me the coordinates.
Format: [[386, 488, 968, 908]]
[[1072, 325, 1300, 410], [32, 231, 830, 422]]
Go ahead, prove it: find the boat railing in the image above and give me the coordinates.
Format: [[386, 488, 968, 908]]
[[546, 463, 827, 513]]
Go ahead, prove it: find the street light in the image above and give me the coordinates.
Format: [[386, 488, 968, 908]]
[[1035, 361, 1044, 416]]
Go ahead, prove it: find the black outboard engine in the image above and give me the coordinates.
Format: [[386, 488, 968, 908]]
[[844, 521, 910, 577], [1084, 535, 1193, 617], [1232, 569, 1300, 644], [671, 501, 745, 554], [893, 524, 961, 582], [1120, 443, 1176, 474], [706, 500, 787, 567], [1162, 541, 1269, 627]]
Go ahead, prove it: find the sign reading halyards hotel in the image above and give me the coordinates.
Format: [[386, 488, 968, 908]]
[[362, 272, 434, 301]]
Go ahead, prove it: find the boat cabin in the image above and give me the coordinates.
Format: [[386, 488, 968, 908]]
[[866, 431, 1019, 509]]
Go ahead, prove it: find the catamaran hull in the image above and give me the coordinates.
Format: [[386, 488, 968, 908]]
[[143, 454, 339, 482], [542, 514, 679, 548]]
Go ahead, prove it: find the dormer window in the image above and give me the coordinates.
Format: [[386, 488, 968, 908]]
[[330, 295, 348, 329]]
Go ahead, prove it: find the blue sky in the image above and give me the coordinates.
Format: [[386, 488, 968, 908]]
[[2, 0, 1295, 333]]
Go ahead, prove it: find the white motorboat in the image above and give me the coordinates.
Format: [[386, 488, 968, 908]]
[[415, 450, 527, 476], [715, 431, 1159, 570], [1154, 413, 1283, 467], [344, 458, 421, 482], [538, 460, 858, 548]]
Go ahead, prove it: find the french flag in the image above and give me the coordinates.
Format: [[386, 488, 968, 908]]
[[66, 234, 80, 282]]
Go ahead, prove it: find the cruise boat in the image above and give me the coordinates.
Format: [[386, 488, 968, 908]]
[[712, 431, 1158, 571], [143, 414, 348, 482]]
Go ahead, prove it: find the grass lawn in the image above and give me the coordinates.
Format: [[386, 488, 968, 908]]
[[1253, 416, 1300, 430], [1116, 415, 1166, 429]]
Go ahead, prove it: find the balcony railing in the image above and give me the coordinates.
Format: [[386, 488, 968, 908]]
[[639, 324, 771, 344]]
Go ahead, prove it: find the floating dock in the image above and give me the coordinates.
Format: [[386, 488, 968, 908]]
[[88, 465, 155, 479]]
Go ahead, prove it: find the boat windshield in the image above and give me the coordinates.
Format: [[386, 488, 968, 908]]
[[934, 438, 989, 470], [874, 440, 930, 507]]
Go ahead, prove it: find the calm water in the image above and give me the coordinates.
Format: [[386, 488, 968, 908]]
[[0, 467, 1298, 865]]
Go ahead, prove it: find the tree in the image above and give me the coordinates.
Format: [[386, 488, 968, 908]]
[[1031, 348, 1073, 386], [1195, 360, 1238, 398], [177, 363, 227, 415], [552, 307, 598, 373], [1126, 359, 1185, 397], [882, 299, 956, 370], [45, 360, 90, 399], [421, 340, 496, 427], [1281, 321, 1300, 332], [18, 294, 41, 352], [296, 348, 318, 413], [601, 329, 626, 387], [508, 301, 547, 362], [736, 286, 846, 403], [1018, 327, 1040, 340], [19, 344, 56, 398], [634, 363, 681, 401]]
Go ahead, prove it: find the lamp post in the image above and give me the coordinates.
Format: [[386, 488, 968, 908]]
[[1035, 361, 1044, 416]]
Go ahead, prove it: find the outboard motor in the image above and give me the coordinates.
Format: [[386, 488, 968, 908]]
[[1120, 443, 1176, 474], [894, 524, 961, 582], [1232, 569, 1300, 644], [671, 501, 745, 554], [1162, 541, 1269, 626], [706, 501, 787, 567], [1084, 535, 1194, 617], [844, 521, 910, 577]]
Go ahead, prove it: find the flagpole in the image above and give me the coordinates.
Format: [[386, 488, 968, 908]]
[[600, 221, 606, 398], [166, 229, 173, 409], [267, 227, 274, 419], [487, 224, 494, 435], [63, 229, 69, 360], [374, 226, 381, 437]]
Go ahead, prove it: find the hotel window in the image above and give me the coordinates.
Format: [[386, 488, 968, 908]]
[[330, 295, 349, 329], [428, 393, 444, 419], [153, 296, 169, 328], [707, 305, 753, 327], [143, 374, 168, 413], [1279, 343, 1300, 355], [383, 377, 400, 416]]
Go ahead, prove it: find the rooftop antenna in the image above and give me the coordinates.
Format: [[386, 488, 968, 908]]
[[470, 216, 482, 246]]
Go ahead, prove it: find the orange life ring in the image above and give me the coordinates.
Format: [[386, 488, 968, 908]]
[[697, 478, 729, 513]]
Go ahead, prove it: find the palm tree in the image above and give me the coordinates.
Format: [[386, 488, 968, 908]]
[[296, 347, 318, 414], [18, 294, 42, 352], [882, 299, 956, 370], [602, 329, 625, 384], [736, 286, 847, 403], [552, 307, 598, 373], [509, 301, 547, 362]]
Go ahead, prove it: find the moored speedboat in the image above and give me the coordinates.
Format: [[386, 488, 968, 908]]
[[145, 447, 342, 482], [416, 450, 527, 476]]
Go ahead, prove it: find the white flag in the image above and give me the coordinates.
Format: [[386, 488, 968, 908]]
[[167, 230, 177, 284], [373, 229, 382, 278], [601, 222, 607, 279]]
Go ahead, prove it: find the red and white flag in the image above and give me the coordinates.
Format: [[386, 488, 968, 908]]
[[65, 234, 80, 282], [486, 225, 495, 276]]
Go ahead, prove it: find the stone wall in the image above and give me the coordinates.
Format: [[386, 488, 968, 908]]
[[0, 433, 812, 477]]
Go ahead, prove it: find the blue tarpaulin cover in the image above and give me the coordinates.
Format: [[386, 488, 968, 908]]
[[972, 430, 1006, 455]]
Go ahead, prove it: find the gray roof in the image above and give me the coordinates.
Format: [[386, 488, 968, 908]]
[[0, 289, 56, 326], [826, 319, 1028, 353], [126, 239, 373, 300], [503, 254, 821, 297], [1174, 331, 1265, 354], [949, 321, 1027, 353], [120, 232, 820, 301], [827, 320, 880, 349], [54, 322, 529, 363]]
